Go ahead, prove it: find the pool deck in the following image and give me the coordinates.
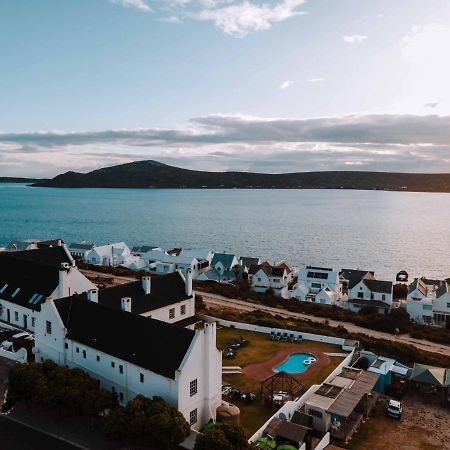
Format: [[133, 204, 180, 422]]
[[242, 348, 331, 382]]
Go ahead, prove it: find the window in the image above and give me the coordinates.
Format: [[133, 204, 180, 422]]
[[46, 320, 52, 335], [65, 343, 69, 349], [111, 361, 115, 368], [82, 350, 86, 359], [76, 347, 80, 353], [189, 408, 198, 425], [309, 409, 322, 418], [140, 373, 144, 383], [181, 304, 186, 315], [257, 277, 261, 282], [112, 387, 116, 393], [119, 365, 123, 374], [31, 317, 36, 327], [119, 393, 124, 402], [96, 355, 100, 362], [358, 292, 364, 299], [382, 294, 386, 301], [447, 303, 450, 309], [169, 308, 175, 319], [423, 304, 432, 311], [14, 311, 19, 322], [273, 278, 280, 284], [311, 283, 321, 289], [190, 379, 198, 397]]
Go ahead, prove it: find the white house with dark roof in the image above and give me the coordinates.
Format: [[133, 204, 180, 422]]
[[291, 266, 343, 305], [407, 277, 450, 327], [5, 239, 40, 252], [34, 289, 223, 431], [67, 241, 96, 261], [0, 245, 96, 332], [86, 242, 131, 267], [248, 262, 290, 299], [345, 278, 393, 315]]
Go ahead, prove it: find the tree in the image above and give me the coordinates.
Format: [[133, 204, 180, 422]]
[[104, 395, 190, 449], [194, 423, 253, 450]]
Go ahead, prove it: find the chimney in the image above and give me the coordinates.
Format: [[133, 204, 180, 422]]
[[87, 288, 98, 303], [185, 269, 193, 297], [121, 297, 132, 313], [142, 276, 151, 295], [59, 262, 70, 297]]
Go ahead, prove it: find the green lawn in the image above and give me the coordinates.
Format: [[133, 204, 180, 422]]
[[217, 327, 345, 437]]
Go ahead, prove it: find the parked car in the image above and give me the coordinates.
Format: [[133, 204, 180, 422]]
[[386, 399, 403, 419], [1, 332, 33, 351]]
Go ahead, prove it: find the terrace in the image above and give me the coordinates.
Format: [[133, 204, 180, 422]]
[[216, 327, 346, 437]]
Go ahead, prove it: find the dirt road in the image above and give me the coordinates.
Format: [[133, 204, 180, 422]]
[[200, 292, 450, 358]]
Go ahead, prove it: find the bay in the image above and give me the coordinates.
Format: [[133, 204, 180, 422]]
[[1, 183, 449, 280]]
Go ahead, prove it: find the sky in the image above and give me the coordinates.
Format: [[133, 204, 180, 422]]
[[1, 0, 450, 177]]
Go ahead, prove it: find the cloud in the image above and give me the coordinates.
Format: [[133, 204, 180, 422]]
[[193, 0, 306, 37], [342, 34, 367, 44], [424, 102, 439, 108], [306, 78, 325, 83], [109, 0, 151, 12], [3, 113, 450, 177], [280, 80, 295, 90]]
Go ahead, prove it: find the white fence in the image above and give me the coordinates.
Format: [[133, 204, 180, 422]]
[[200, 315, 353, 349], [0, 347, 27, 363]]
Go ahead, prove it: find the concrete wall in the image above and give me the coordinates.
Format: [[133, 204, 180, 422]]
[[200, 316, 348, 348], [0, 347, 27, 363]]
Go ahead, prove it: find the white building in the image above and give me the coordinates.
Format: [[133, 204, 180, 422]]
[[0, 245, 96, 332], [79, 271, 197, 327], [67, 241, 96, 261], [86, 242, 131, 267], [346, 278, 393, 315], [406, 277, 450, 327], [248, 262, 290, 299], [34, 288, 222, 430], [5, 239, 40, 252], [291, 266, 342, 305], [196, 253, 240, 283]]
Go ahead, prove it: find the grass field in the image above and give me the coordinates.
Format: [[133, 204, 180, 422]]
[[217, 327, 345, 437]]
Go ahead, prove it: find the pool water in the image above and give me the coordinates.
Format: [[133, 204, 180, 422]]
[[273, 353, 315, 374]]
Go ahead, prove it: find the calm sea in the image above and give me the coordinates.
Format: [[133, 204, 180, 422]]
[[1, 183, 449, 280]]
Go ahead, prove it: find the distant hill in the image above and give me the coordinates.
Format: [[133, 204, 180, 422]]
[[0, 177, 43, 183], [31, 160, 450, 192]]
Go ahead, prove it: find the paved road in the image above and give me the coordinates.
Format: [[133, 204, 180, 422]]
[[79, 268, 450, 358], [0, 416, 86, 450], [200, 292, 450, 358]]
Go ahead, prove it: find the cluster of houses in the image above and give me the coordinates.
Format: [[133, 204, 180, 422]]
[[0, 240, 224, 431], [4, 238, 450, 328]]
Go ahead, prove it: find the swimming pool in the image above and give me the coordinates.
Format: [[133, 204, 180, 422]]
[[273, 353, 316, 374]]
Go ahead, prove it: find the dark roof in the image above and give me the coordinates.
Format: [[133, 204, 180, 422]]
[[249, 263, 285, 277], [73, 272, 191, 315], [340, 269, 374, 289], [275, 421, 309, 444], [37, 239, 65, 248], [55, 296, 195, 379], [173, 315, 203, 328], [436, 282, 449, 298], [211, 253, 237, 269], [69, 242, 95, 251], [307, 265, 333, 271], [363, 279, 392, 294], [131, 245, 156, 254], [240, 257, 260, 268], [348, 299, 391, 309], [408, 278, 426, 296], [167, 248, 182, 256], [0, 247, 72, 311]]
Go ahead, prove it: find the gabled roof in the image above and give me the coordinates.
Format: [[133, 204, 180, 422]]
[[0, 247, 73, 311], [5, 239, 39, 251], [69, 241, 96, 251], [436, 282, 449, 298], [73, 272, 191, 315], [239, 257, 260, 269], [340, 269, 375, 289], [211, 253, 237, 269], [91, 243, 129, 256], [249, 262, 285, 278], [362, 279, 392, 294], [410, 363, 449, 387], [37, 239, 65, 249], [131, 245, 157, 254], [55, 296, 195, 379]]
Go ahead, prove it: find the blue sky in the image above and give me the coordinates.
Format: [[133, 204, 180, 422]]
[[1, 0, 450, 176]]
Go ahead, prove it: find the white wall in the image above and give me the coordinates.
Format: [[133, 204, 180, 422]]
[[143, 297, 195, 324], [0, 300, 39, 332]]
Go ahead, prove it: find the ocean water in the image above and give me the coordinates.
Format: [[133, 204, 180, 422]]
[[1, 183, 449, 279]]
